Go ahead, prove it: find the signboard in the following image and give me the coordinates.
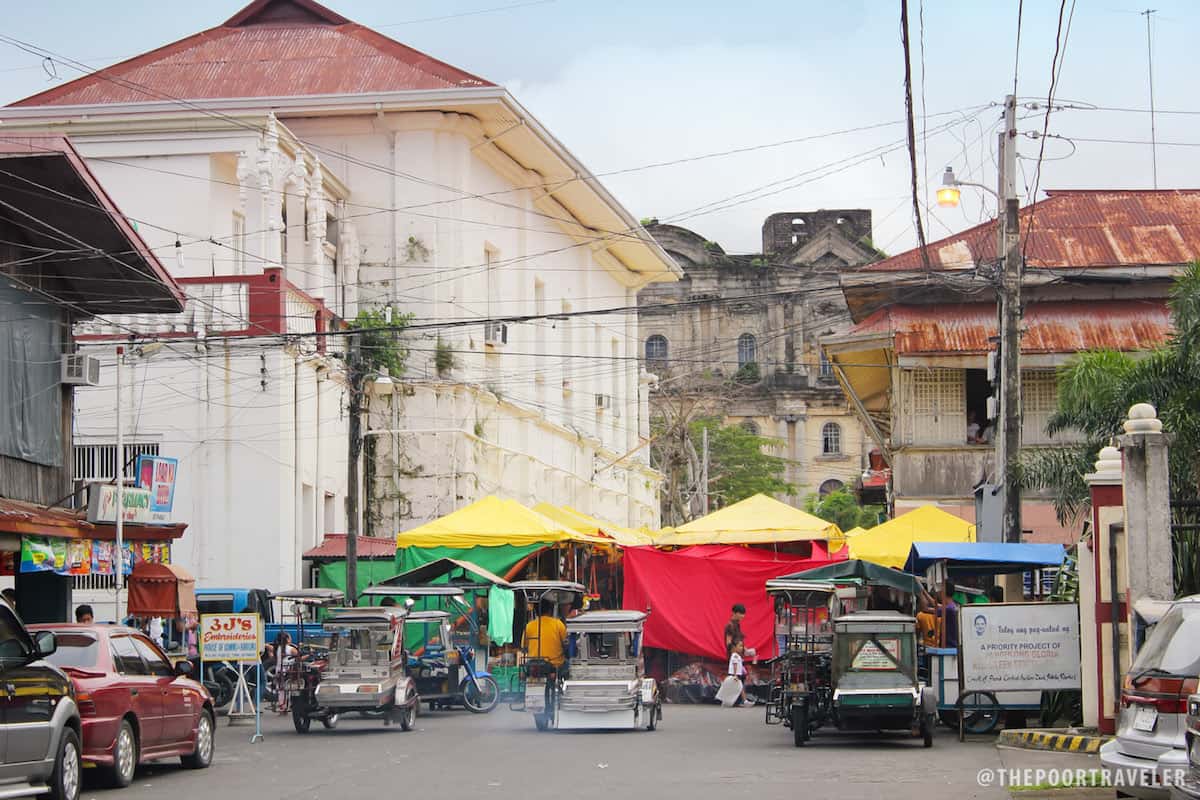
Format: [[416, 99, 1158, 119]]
[[87, 483, 153, 524], [136, 455, 178, 523], [199, 614, 262, 663], [852, 638, 900, 671], [959, 601, 1081, 693]]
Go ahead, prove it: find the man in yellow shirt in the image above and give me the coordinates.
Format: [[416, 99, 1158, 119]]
[[522, 600, 568, 668]]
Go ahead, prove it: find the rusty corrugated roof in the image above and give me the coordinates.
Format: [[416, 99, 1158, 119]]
[[9, 0, 492, 108], [851, 299, 1172, 355], [864, 190, 1200, 271]]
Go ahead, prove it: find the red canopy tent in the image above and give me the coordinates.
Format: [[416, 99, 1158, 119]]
[[127, 562, 198, 618], [622, 543, 845, 661]]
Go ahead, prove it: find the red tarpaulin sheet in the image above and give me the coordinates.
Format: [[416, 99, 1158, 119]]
[[622, 543, 845, 661]]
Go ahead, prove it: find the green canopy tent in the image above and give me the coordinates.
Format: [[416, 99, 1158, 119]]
[[774, 558, 922, 596]]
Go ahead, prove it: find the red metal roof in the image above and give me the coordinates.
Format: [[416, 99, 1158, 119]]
[[864, 190, 1200, 272], [851, 299, 1172, 355], [9, 0, 493, 108], [303, 534, 396, 560]]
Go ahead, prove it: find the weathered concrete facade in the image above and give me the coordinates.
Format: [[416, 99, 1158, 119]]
[[638, 212, 881, 511]]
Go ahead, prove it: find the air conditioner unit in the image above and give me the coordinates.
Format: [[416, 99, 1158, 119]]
[[61, 354, 101, 387], [483, 321, 508, 345], [987, 350, 1000, 384], [595, 393, 612, 410]]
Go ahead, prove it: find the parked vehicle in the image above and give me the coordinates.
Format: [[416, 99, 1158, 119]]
[[0, 602, 80, 800], [512, 580, 660, 732], [764, 567, 937, 747], [1170, 694, 1200, 800], [288, 606, 419, 733], [361, 585, 500, 713], [1102, 597, 1200, 799], [555, 611, 661, 731], [30, 624, 214, 788]]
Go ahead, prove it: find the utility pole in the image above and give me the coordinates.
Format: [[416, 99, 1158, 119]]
[[114, 346, 125, 621], [345, 332, 362, 606], [995, 95, 1023, 544], [1142, 9, 1159, 188]]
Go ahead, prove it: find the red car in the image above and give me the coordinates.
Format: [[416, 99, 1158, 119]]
[[28, 624, 214, 787]]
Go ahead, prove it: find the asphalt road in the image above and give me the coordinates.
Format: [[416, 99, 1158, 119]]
[[84, 705, 1082, 800]]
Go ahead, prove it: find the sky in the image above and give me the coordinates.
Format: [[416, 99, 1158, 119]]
[[0, 0, 1197, 256]]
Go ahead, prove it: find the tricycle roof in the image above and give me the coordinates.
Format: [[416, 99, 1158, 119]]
[[405, 610, 452, 623], [360, 585, 466, 598], [324, 606, 407, 626], [565, 610, 647, 631], [834, 610, 917, 627], [510, 580, 586, 593], [270, 588, 345, 604], [765, 579, 839, 598]]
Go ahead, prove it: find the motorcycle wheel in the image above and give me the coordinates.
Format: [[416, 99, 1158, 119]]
[[292, 705, 311, 734], [461, 676, 500, 714], [205, 674, 235, 713], [792, 705, 808, 747], [322, 713, 339, 730], [398, 701, 416, 732]]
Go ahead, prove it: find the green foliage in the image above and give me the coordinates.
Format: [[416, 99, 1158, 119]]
[[434, 337, 455, 377], [1017, 262, 1200, 595], [733, 361, 760, 385], [639, 217, 659, 227], [350, 308, 411, 378], [750, 257, 768, 268], [690, 417, 794, 507], [803, 489, 883, 532]]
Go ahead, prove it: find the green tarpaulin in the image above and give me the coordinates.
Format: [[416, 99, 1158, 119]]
[[488, 586, 515, 646], [775, 558, 921, 595], [317, 560, 401, 597], [395, 544, 544, 578]]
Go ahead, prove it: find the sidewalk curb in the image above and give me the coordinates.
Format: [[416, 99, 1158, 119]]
[[997, 728, 1110, 754]]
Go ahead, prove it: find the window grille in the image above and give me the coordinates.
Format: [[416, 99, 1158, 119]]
[[900, 368, 965, 445]]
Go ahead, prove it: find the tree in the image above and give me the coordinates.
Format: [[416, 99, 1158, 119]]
[[1018, 262, 1200, 594], [804, 489, 884, 532], [690, 417, 794, 509]]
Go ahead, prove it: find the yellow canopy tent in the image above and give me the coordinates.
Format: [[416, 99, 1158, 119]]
[[655, 493, 842, 546], [844, 526, 868, 537], [532, 504, 658, 547], [847, 505, 976, 568], [396, 496, 602, 549]]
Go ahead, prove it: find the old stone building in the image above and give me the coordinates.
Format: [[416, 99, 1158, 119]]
[[639, 210, 882, 518]]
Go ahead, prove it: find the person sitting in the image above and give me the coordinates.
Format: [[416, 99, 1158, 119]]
[[966, 412, 981, 444], [521, 599, 567, 671]]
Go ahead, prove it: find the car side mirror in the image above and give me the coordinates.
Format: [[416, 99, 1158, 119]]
[[173, 659, 194, 677], [34, 631, 56, 658]]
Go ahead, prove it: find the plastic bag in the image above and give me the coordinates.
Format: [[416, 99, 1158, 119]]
[[715, 676, 742, 707]]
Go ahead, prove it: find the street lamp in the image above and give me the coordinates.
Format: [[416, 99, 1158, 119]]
[[937, 166, 999, 209]]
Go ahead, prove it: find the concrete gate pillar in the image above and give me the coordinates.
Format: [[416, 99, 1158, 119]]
[[1083, 445, 1125, 734], [1117, 403, 1174, 636]]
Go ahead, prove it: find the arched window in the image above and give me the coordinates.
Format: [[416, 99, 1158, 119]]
[[819, 478, 845, 496], [740, 419, 760, 436], [821, 422, 842, 455], [737, 333, 757, 367], [645, 335, 668, 364]]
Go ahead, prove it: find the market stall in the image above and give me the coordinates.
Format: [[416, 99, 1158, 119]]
[[126, 562, 198, 618], [847, 505, 975, 568], [654, 493, 844, 551]]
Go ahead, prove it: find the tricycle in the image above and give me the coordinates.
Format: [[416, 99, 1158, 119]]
[[555, 610, 662, 731], [289, 605, 419, 733], [360, 585, 500, 713], [764, 561, 937, 747]]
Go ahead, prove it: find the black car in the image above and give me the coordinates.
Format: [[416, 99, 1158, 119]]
[[0, 600, 81, 800]]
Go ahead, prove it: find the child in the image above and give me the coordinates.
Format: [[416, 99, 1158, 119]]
[[728, 638, 749, 707]]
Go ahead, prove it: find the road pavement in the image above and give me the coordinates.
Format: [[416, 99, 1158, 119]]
[[87, 705, 1102, 800]]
